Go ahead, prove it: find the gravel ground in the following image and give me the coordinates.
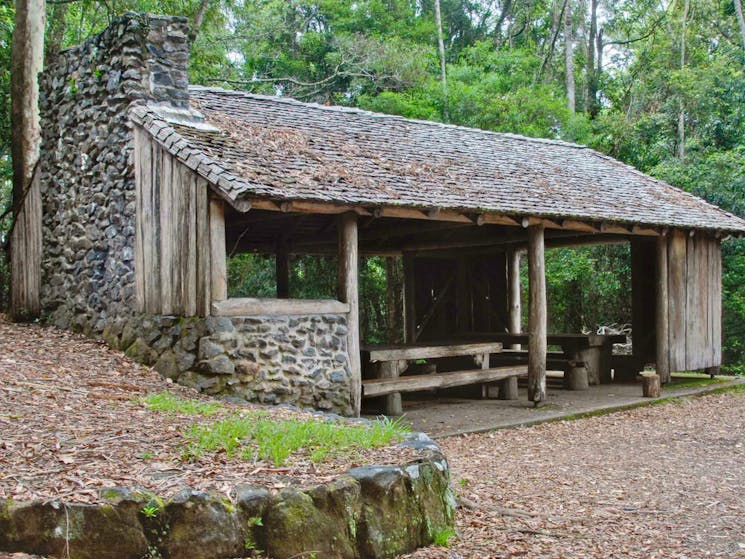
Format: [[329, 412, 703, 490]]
[[0, 315, 414, 505], [402, 390, 745, 559]]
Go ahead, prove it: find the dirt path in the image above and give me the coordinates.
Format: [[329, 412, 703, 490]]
[[402, 389, 745, 558]]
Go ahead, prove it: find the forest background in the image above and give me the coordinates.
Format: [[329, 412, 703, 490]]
[[1, 0, 745, 371]]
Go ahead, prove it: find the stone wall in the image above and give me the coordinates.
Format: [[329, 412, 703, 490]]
[[103, 313, 354, 416], [1, 433, 455, 559], [38, 12, 189, 334], [37, 12, 356, 415]]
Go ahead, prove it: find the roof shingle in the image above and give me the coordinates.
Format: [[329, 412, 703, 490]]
[[131, 86, 745, 233]]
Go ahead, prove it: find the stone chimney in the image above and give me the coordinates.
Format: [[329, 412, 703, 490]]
[[38, 13, 191, 333]]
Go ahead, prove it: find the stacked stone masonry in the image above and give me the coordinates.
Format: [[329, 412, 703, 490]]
[[37, 12, 355, 415], [103, 314, 354, 415], [39, 12, 190, 334]]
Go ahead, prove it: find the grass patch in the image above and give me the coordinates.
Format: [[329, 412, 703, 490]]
[[664, 375, 727, 391], [184, 413, 409, 466], [142, 392, 224, 416], [432, 527, 457, 547]]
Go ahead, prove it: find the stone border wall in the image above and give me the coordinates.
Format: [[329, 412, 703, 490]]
[[103, 313, 355, 416], [0, 434, 455, 559], [39, 12, 190, 334]]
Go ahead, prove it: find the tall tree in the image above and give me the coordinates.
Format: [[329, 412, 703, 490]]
[[677, 0, 689, 161], [586, 0, 599, 116], [564, 0, 575, 112], [735, 0, 745, 48], [434, 0, 449, 119], [9, 0, 45, 320]]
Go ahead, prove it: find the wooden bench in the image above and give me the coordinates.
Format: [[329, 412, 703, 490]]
[[361, 341, 511, 415], [362, 365, 528, 398], [491, 349, 589, 390]]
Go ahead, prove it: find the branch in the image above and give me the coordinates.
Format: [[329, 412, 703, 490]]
[[604, 11, 669, 47]]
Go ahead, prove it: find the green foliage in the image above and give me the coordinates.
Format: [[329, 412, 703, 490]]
[[182, 411, 409, 466], [432, 526, 456, 547], [142, 392, 224, 416], [3, 0, 745, 370]]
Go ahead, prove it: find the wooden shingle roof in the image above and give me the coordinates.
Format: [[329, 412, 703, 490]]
[[130, 86, 745, 233]]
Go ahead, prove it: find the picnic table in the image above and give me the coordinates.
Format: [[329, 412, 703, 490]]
[[464, 332, 627, 385], [361, 341, 529, 415]]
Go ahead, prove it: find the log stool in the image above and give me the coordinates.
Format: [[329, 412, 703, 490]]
[[641, 373, 661, 398], [563, 361, 589, 391]]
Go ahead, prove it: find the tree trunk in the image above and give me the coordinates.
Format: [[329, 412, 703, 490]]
[[586, 0, 599, 117], [564, 0, 575, 113], [528, 224, 547, 404], [190, 0, 211, 41], [44, 2, 67, 65], [677, 0, 689, 161], [734, 0, 745, 49], [494, 0, 513, 46], [9, 0, 45, 321], [433, 0, 449, 120]]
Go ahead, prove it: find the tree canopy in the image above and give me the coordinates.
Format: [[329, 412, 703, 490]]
[[2, 0, 744, 369]]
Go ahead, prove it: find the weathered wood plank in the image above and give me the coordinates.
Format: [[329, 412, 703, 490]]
[[507, 249, 522, 350], [528, 224, 547, 403], [685, 234, 698, 369], [656, 235, 670, 383], [667, 230, 687, 372], [212, 298, 350, 316], [195, 176, 211, 316], [160, 149, 174, 314], [209, 198, 228, 303], [711, 239, 723, 366], [133, 128, 148, 313], [365, 341, 504, 362], [338, 212, 362, 417], [184, 163, 198, 316], [362, 366, 528, 397], [143, 142, 162, 313]]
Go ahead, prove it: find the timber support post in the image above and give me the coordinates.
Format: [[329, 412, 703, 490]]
[[209, 198, 227, 303], [528, 224, 547, 404], [403, 252, 417, 343], [276, 241, 290, 298], [507, 249, 522, 349], [338, 212, 362, 416], [655, 235, 670, 383]]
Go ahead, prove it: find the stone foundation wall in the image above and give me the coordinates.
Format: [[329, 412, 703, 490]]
[[38, 12, 190, 334], [103, 313, 354, 416], [0, 434, 454, 559]]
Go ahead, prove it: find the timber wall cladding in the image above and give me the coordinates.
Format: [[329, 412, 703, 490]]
[[134, 128, 211, 316], [666, 230, 722, 371]]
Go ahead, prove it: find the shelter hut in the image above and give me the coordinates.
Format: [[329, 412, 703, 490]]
[[35, 13, 745, 418]]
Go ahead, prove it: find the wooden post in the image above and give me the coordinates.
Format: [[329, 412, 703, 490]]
[[656, 235, 670, 384], [528, 224, 547, 404], [209, 198, 227, 303], [642, 373, 661, 397], [379, 361, 402, 416], [338, 212, 362, 417], [403, 252, 417, 343], [507, 249, 522, 349], [276, 241, 290, 298], [455, 257, 470, 333]]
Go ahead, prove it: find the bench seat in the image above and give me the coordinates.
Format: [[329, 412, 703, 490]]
[[362, 365, 528, 397]]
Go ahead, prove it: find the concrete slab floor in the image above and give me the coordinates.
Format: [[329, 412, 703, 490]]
[[388, 376, 745, 438]]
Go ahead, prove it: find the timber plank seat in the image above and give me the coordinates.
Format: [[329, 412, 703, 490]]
[[362, 365, 528, 397], [361, 341, 510, 415], [364, 341, 504, 362]]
